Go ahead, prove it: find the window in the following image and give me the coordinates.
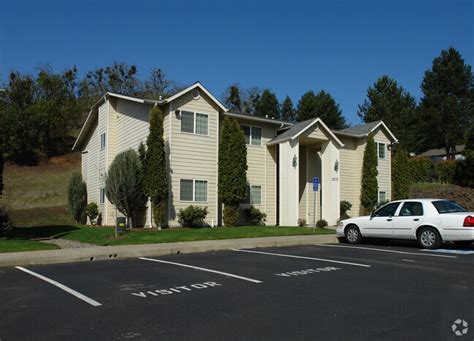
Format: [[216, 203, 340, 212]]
[[180, 179, 208, 202], [180, 111, 208, 135], [250, 186, 262, 205], [241, 125, 262, 146], [242, 185, 262, 205], [100, 133, 106, 150], [432, 200, 466, 214], [378, 191, 387, 203], [374, 202, 400, 217], [399, 202, 424, 216], [100, 188, 105, 204], [375, 142, 386, 159]]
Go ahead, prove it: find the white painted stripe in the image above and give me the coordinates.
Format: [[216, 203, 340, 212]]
[[402, 259, 416, 263], [316, 244, 457, 259], [231, 249, 371, 268], [15, 266, 102, 307], [421, 249, 474, 255], [139, 257, 262, 284]]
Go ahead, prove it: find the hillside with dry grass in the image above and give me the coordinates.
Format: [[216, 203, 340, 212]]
[[2, 153, 80, 227], [410, 183, 474, 211]]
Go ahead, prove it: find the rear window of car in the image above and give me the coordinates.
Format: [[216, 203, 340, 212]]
[[399, 202, 423, 216], [431, 200, 466, 214]]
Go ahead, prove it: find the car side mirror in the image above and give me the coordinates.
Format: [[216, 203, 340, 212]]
[[370, 211, 375, 218]]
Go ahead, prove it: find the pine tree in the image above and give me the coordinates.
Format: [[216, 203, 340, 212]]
[[392, 147, 410, 200], [419, 47, 473, 156], [281, 96, 296, 122], [360, 134, 378, 213], [254, 89, 279, 118], [224, 84, 243, 113], [296, 90, 347, 129], [357, 76, 418, 152], [143, 106, 168, 227], [218, 117, 248, 226]]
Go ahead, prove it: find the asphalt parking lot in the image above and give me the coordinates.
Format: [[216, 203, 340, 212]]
[[0, 241, 473, 341]]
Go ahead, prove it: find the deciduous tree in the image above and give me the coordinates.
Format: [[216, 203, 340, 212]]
[[68, 172, 87, 224], [224, 84, 243, 113]]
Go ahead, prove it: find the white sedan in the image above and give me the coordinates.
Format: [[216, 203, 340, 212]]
[[336, 199, 474, 249]]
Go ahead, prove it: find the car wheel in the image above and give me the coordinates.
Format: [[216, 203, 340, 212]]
[[345, 225, 362, 244], [417, 227, 441, 249]]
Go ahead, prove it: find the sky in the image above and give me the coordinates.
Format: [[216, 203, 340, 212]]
[[0, 0, 472, 125]]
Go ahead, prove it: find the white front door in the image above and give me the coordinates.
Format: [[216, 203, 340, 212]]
[[363, 202, 401, 238]]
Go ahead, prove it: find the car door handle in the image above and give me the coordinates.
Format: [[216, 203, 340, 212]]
[[387, 218, 392, 221], [413, 218, 420, 221]]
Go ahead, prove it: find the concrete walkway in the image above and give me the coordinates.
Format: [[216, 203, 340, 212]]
[[0, 234, 338, 268], [39, 238, 96, 249]]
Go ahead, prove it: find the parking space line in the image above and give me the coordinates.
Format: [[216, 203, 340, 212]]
[[315, 244, 457, 259], [139, 257, 262, 284], [231, 249, 371, 268], [15, 266, 102, 307]]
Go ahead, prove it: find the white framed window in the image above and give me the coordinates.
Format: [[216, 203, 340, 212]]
[[241, 125, 262, 146], [180, 179, 208, 202], [100, 133, 106, 150], [100, 188, 105, 204], [180, 111, 208, 136], [378, 191, 387, 203], [375, 142, 386, 160], [242, 185, 262, 205]]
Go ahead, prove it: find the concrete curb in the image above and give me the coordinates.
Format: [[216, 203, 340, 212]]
[[0, 234, 338, 268]]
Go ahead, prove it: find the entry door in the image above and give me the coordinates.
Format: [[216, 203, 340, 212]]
[[363, 202, 400, 238]]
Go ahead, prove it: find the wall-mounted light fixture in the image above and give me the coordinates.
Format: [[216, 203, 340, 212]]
[[334, 159, 339, 172], [175, 109, 181, 119], [292, 155, 298, 168]]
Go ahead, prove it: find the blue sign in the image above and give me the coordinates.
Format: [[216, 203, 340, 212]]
[[312, 177, 319, 191]]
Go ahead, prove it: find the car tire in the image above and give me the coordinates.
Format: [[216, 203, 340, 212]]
[[417, 227, 442, 249], [345, 225, 362, 244]]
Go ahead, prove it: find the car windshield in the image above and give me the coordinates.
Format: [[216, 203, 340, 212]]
[[431, 200, 466, 214]]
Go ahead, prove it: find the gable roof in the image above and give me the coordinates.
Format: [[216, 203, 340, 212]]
[[418, 144, 465, 157], [268, 118, 344, 147], [225, 111, 292, 126], [72, 82, 228, 151], [335, 120, 398, 142]]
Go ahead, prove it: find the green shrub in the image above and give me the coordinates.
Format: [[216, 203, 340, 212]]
[[316, 219, 328, 228], [85, 202, 99, 225], [408, 157, 434, 183], [360, 134, 378, 213], [340, 200, 352, 220], [434, 160, 457, 183], [223, 204, 240, 227], [0, 204, 12, 236], [68, 172, 87, 224], [297, 218, 307, 227], [244, 206, 266, 226], [178, 206, 208, 228], [392, 148, 410, 199]]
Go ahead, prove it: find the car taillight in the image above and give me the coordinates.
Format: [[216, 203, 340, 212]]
[[463, 215, 474, 227]]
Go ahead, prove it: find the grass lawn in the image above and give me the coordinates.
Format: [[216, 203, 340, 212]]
[[0, 239, 59, 253], [63, 225, 335, 246]]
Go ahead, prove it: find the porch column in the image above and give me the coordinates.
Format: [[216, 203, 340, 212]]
[[320, 141, 340, 226], [279, 139, 299, 226]]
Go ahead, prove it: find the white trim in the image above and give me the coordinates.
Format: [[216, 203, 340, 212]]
[[264, 145, 267, 213], [168, 102, 173, 224], [376, 142, 387, 160], [165, 82, 228, 112], [225, 112, 291, 126], [216, 110, 219, 226], [305, 146, 309, 220], [241, 124, 262, 146], [370, 121, 398, 143], [179, 178, 208, 203]]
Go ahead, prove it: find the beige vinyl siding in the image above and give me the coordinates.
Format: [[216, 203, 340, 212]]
[[116, 99, 150, 154], [97, 103, 108, 218], [81, 152, 88, 183], [236, 118, 278, 225], [265, 144, 277, 225], [374, 128, 392, 202], [339, 136, 366, 216], [304, 127, 328, 141], [83, 119, 99, 207], [104, 98, 119, 225], [169, 92, 219, 226]]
